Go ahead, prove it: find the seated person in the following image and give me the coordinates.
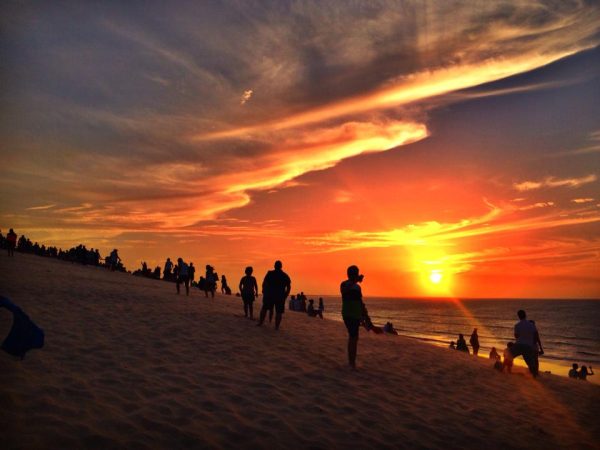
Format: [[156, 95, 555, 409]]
[[568, 363, 579, 379], [383, 321, 399, 335], [578, 365, 594, 381], [503, 342, 514, 373], [361, 305, 383, 334], [456, 334, 469, 353], [489, 347, 501, 361], [449, 341, 456, 350]]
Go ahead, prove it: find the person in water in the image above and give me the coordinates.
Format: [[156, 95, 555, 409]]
[[568, 363, 579, 378], [578, 365, 594, 381], [340, 265, 366, 369], [239, 266, 258, 319], [469, 328, 480, 356], [257, 260, 291, 330], [456, 334, 469, 353]]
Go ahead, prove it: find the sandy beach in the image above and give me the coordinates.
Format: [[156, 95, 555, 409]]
[[1, 253, 598, 450]]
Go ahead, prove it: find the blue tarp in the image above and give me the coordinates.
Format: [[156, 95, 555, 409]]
[[0, 296, 44, 359]]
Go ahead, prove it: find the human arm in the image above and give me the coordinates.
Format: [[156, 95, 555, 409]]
[[253, 277, 258, 296]]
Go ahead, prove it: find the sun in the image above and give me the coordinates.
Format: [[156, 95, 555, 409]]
[[429, 270, 443, 284]]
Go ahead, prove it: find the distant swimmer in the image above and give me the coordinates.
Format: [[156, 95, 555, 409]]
[[340, 265, 364, 369], [469, 328, 480, 356], [510, 310, 539, 377], [176, 258, 190, 296], [257, 260, 291, 330], [239, 266, 258, 319]]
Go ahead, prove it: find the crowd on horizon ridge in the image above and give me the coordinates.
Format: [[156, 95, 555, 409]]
[[1, 228, 596, 380]]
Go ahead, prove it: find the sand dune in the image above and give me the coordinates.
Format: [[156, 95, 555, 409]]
[[0, 253, 598, 449]]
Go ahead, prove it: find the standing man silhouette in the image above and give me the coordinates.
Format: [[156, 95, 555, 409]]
[[341, 265, 364, 369], [257, 260, 291, 330]]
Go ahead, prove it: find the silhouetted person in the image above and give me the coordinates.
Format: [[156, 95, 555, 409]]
[[318, 297, 324, 315], [239, 266, 258, 319], [164, 258, 173, 280], [257, 260, 291, 330], [569, 363, 579, 379], [510, 310, 538, 377], [109, 249, 120, 271], [221, 275, 230, 294], [456, 334, 469, 353], [341, 265, 364, 368], [205, 265, 217, 298], [470, 328, 480, 356], [579, 365, 594, 381], [307, 299, 322, 318], [189, 262, 195, 285], [449, 341, 456, 350], [6, 229, 17, 256], [489, 347, 500, 361], [176, 258, 190, 295], [383, 321, 398, 335], [503, 342, 514, 373]]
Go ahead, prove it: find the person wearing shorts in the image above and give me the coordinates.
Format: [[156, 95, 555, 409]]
[[341, 265, 364, 369], [257, 260, 291, 330], [239, 266, 258, 319]]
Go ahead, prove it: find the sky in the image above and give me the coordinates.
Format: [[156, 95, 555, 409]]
[[1, 1, 599, 298]]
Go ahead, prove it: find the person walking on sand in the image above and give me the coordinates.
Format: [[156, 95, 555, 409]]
[[176, 258, 190, 296], [205, 265, 217, 298], [510, 310, 539, 377], [341, 265, 365, 369], [164, 258, 173, 281], [239, 266, 258, 319], [189, 262, 195, 286], [470, 328, 480, 356], [257, 260, 291, 330], [6, 229, 17, 256]]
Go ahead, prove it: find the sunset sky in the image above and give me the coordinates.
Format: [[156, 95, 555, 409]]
[[1, 1, 599, 298]]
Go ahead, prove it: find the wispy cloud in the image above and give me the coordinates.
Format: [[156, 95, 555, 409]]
[[514, 174, 597, 191], [571, 198, 595, 204], [25, 204, 56, 211]]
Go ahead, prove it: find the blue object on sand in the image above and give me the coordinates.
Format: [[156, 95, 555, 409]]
[[0, 296, 44, 359]]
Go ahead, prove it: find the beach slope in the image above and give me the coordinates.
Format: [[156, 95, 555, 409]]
[[0, 254, 598, 449]]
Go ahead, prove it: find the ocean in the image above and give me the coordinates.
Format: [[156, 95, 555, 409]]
[[316, 296, 600, 383]]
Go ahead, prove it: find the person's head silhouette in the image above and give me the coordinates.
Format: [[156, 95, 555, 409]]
[[274, 260, 282, 270], [245, 266, 253, 275], [517, 310, 526, 320]]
